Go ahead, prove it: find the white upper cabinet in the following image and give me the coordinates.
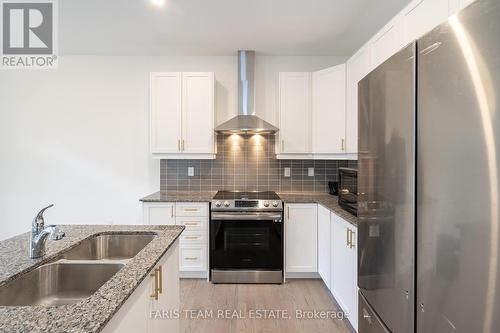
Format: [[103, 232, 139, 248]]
[[278, 72, 312, 155], [181, 72, 215, 154], [401, 0, 449, 45], [346, 47, 371, 155], [150, 72, 215, 159], [312, 65, 346, 155], [371, 18, 402, 68], [450, 0, 477, 13], [150, 73, 182, 154], [461, 0, 477, 9]]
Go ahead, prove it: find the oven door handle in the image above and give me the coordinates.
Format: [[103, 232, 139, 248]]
[[211, 212, 283, 222]]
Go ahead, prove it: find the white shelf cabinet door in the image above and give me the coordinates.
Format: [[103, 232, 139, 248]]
[[149, 241, 180, 333], [102, 241, 180, 333], [350, 223, 358, 331], [150, 73, 182, 154], [279, 72, 311, 154], [331, 213, 358, 330], [181, 72, 215, 154], [331, 214, 349, 307], [143, 202, 176, 225], [312, 65, 346, 154], [346, 46, 372, 155], [285, 204, 318, 273], [401, 0, 449, 45], [317, 205, 331, 287]]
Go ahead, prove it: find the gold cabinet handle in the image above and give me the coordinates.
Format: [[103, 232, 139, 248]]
[[184, 221, 199, 226], [347, 228, 351, 247], [349, 230, 356, 249], [182, 140, 185, 151], [171, 205, 174, 218], [157, 266, 163, 294], [185, 257, 198, 260], [149, 268, 160, 300], [341, 138, 345, 151], [287, 207, 290, 220], [177, 139, 181, 152], [183, 208, 199, 212], [184, 235, 198, 239]]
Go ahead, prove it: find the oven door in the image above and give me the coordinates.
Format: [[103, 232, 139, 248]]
[[210, 212, 283, 272]]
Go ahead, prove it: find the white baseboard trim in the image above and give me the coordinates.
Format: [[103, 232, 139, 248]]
[[285, 272, 321, 279]]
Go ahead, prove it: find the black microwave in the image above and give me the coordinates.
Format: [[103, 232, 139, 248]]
[[338, 167, 358, 216]]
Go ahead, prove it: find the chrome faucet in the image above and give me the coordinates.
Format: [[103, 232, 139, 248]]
[[30, 204, 65, 259]]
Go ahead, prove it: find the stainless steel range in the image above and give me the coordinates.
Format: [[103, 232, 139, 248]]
[[210, 191, 283, 284]]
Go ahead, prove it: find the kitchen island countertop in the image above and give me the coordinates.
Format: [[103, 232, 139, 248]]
[[0, 224, 184, 333]]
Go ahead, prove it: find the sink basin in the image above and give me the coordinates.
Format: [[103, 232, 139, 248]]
[[61, 233, 155, 260], [0, 262, 124, 306]]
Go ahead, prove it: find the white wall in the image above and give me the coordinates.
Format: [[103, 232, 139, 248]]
[[0, 55, 344, 240]]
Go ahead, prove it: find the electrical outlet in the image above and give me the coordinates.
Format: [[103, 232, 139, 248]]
[[308, 168, 314, 177], [284, 168, 291, 177], [188, 167, 194, 177]]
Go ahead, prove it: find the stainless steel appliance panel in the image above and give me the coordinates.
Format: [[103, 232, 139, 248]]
[[417, 1, 500, 332], [358, 292, 391, 333], [358, 43, 416, 333]]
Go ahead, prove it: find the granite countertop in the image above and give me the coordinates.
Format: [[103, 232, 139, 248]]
[[277, 192, 358, 226], [0, 224, 184, 333], [140, 190, 216, 202], [140, 191, 358, 226]]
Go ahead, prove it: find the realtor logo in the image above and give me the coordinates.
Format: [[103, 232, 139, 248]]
[[1, 0, 58, 69]]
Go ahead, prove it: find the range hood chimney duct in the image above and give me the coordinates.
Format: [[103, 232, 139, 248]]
[[215, 50, 279, 134]]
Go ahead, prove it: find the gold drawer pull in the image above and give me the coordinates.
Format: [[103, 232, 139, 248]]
[[185, 257, 198, 260], [149, 267, 161, 300], [184, 222, 199, 226], [183, 208, 199, 212], [184, 236, 199, 240], [349, 230, 356, 249], [157, 265, 163, 294]]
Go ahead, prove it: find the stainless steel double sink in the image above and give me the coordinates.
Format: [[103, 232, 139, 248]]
[[0, 233, 155, 307]]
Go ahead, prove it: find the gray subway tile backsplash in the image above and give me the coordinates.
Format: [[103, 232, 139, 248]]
[[160, 134, 357, 193]]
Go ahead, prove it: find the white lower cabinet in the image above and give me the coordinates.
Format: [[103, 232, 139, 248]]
[[285, 204, 318, 273], [143, 202, 176, 225], [330, 213, 358, 331], [143, 202, 209, 278], [285, 203, 358, 331], [102, 240, 180, 333], [175, 203, 209, 278], [317, 205, 331, 286]]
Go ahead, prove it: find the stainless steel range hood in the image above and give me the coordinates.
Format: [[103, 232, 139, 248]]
[[215, 51, 279, 134]]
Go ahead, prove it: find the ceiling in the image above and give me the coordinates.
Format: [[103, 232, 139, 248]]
[[59, 0, 410, 56]]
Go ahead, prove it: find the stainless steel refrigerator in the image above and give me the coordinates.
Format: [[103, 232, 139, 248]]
[[358, 0, 500, 332]]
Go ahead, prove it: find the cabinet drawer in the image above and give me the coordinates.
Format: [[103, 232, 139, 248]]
[[179, 230, 207, 244], [176, 216, 207, 230], [179, 246, 207, 271], [175, 203, 208, 217]]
